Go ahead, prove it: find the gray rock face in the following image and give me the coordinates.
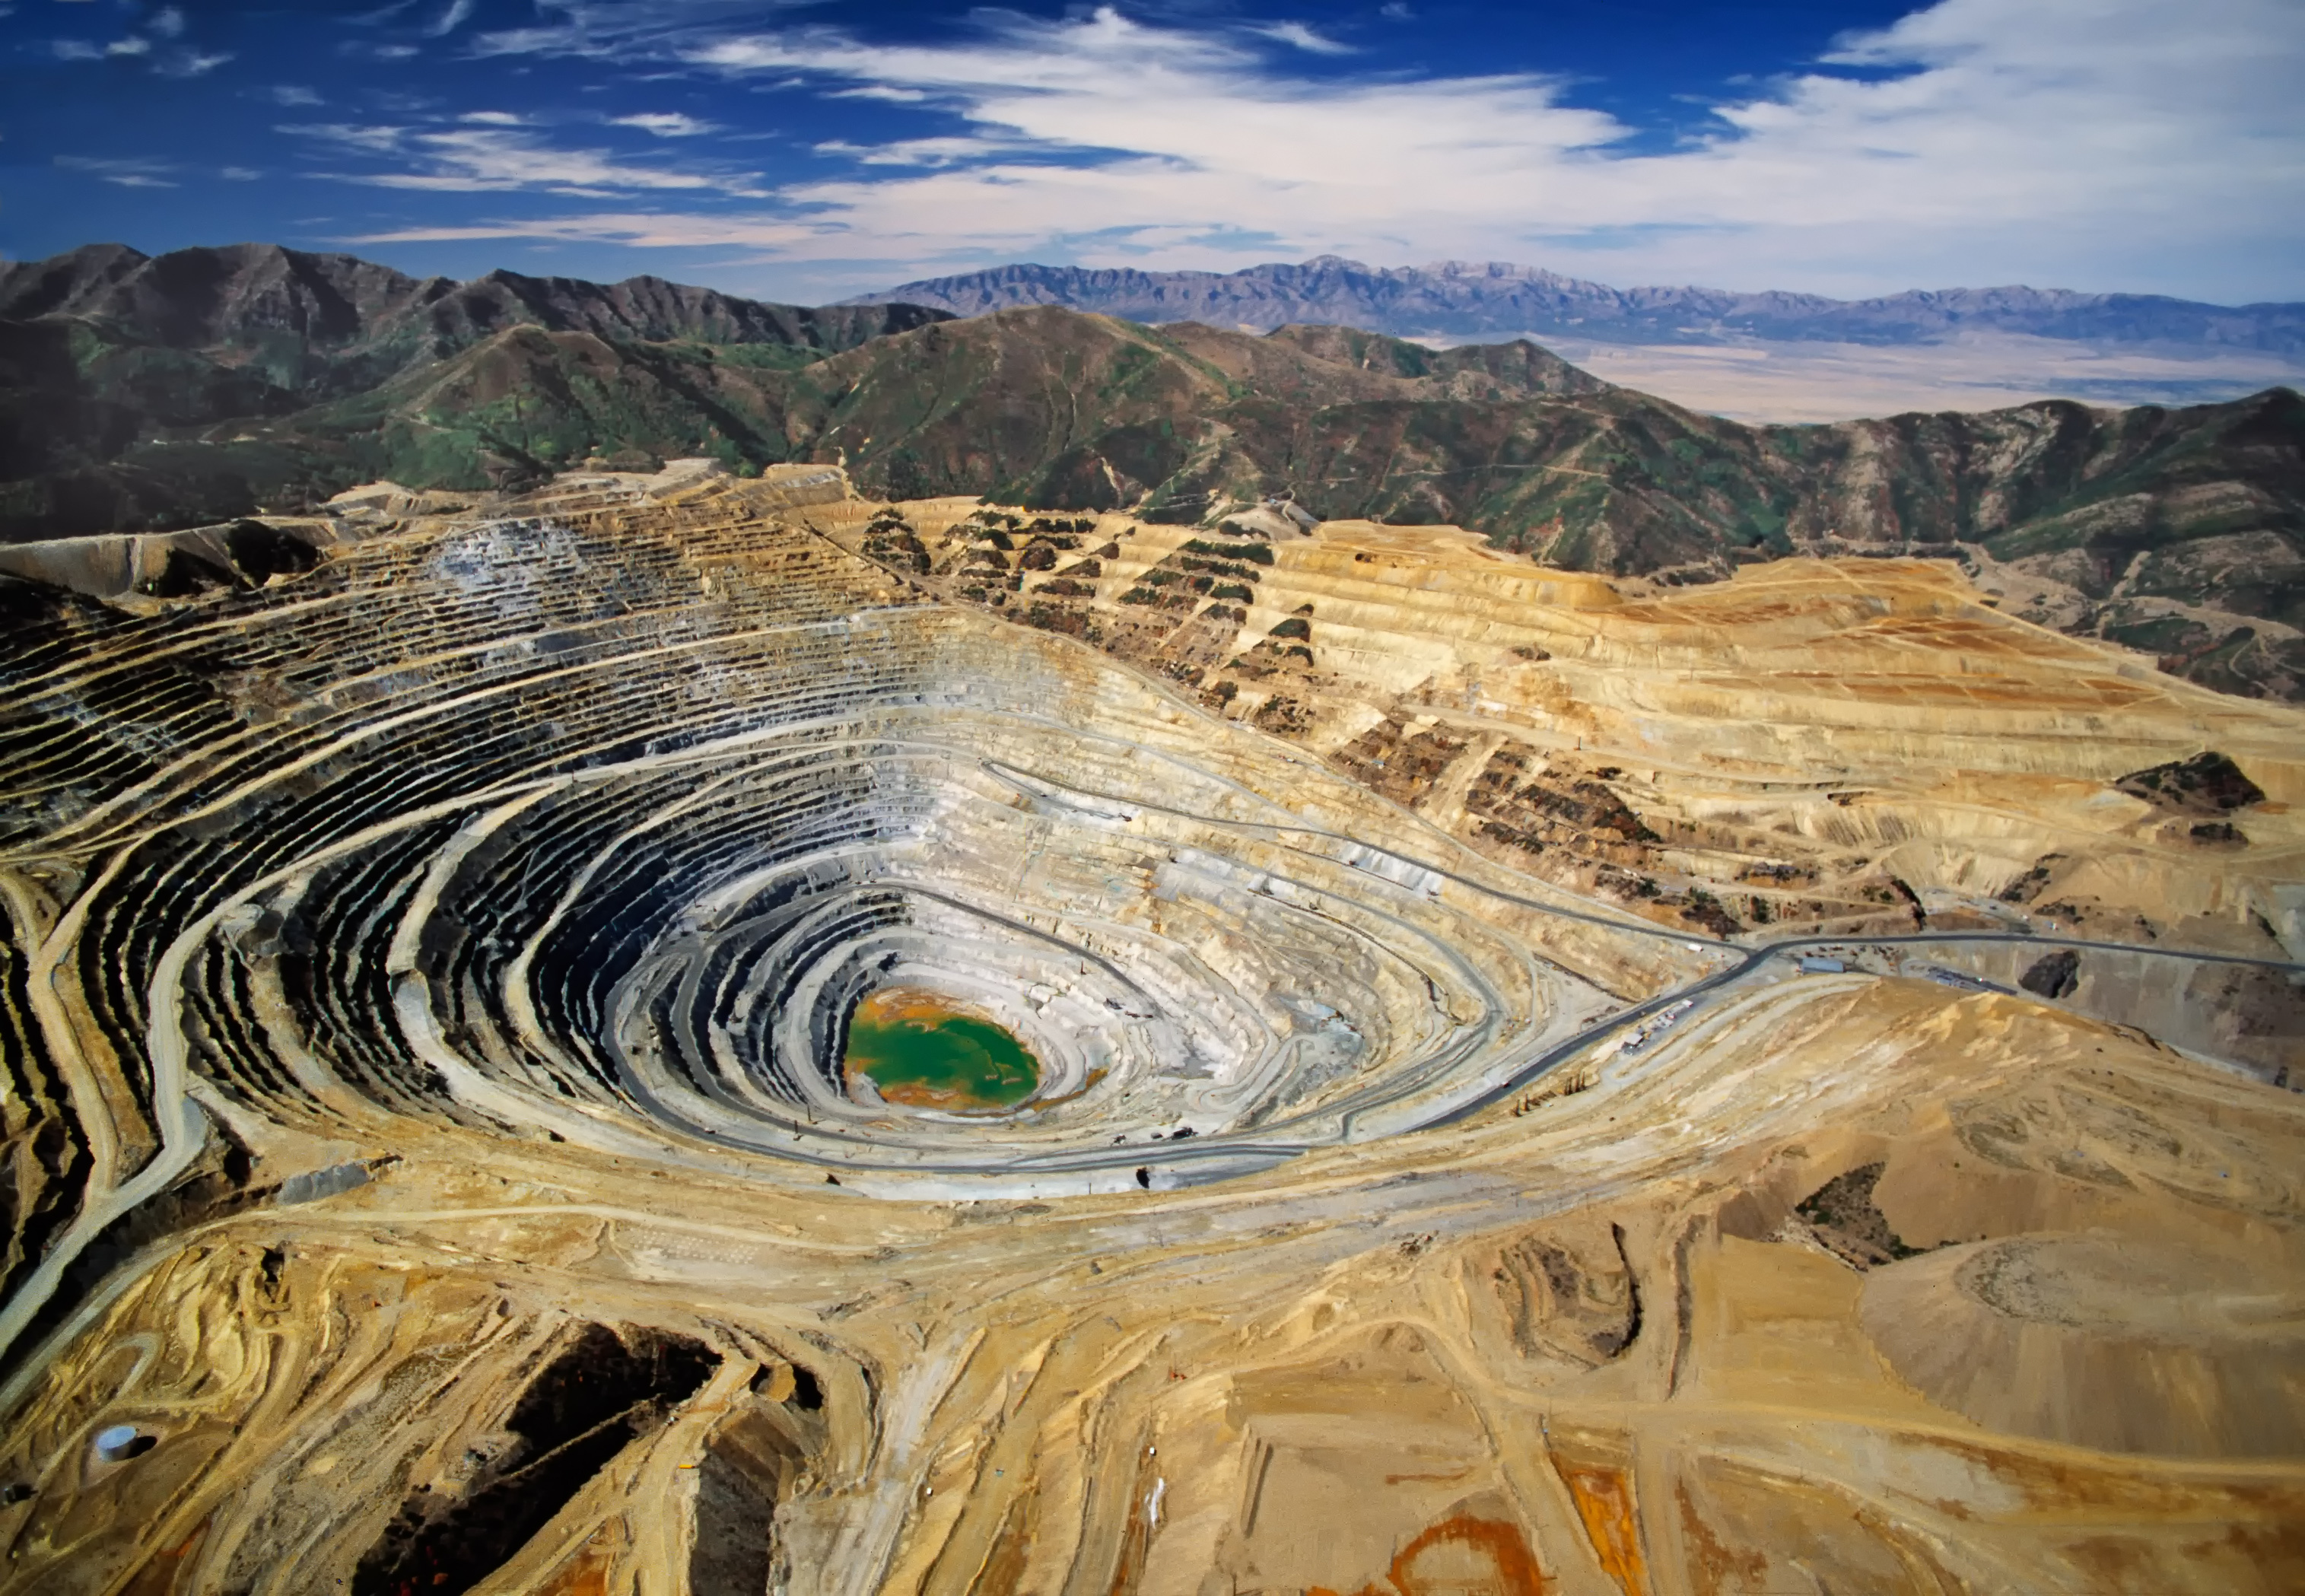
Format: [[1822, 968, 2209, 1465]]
[[849, 256, 2305, 352]]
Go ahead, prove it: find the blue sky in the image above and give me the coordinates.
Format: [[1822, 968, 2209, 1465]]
[[4, 0, 2300, 305]]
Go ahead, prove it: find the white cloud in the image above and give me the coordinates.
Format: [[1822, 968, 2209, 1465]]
[[221, 167, 262, 180], [157, 49, 233, 77], [428, 0, 476, 39], [611, 112, 717, 137], [57, 155, 179, 189], [272, 84, 324, 106], [49, 8, 228, 77], [283, 122, 410, 154], [815, 133, 1034, 169], [372, 0, 2305, 302], [822, 84, 929, 104], [350, 211, 819, 249], [460, 110, 530, 126], [470, 0, 820, 62], [295, 121, 762, 196], [1249, 21, 1353, 56]]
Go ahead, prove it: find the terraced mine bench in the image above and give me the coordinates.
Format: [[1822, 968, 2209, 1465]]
[[3, 463, 2302, 1596]]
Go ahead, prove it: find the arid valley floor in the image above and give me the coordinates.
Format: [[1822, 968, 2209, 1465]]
[[0, 460, 2299, 1594]]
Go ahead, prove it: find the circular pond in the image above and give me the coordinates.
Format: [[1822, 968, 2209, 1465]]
[[844, 989, 1041, 1111]]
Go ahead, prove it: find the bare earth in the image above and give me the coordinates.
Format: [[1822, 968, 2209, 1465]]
[[0, 463, 2299, 1594]]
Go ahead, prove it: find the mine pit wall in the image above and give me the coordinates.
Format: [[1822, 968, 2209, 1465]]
[[1226, 539, 2282, 791], [8, 475, 2300, 1594], [850, 499, 2304, 971], [0, 1235, 853, 1596], [834, 498, 2305, 1105], [0, 519, 336, 604], [0, 469, 1676, 1389]]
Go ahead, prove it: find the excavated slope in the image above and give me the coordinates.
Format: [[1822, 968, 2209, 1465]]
[[0, 463, 2299, 1595]]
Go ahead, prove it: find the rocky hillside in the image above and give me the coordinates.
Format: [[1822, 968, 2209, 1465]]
[[850, 256, 2305, 351], [0, 242, 949, 533], [0, 242, 951, 389], [2, 245, 2300, 699]]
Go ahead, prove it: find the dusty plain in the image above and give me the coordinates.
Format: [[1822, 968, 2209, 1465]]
[[1486, 332, 2305, 423], [0, 460, 2300, 1594]]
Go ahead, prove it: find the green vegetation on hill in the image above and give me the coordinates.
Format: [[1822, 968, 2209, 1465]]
[[0, 242, 948, 533]]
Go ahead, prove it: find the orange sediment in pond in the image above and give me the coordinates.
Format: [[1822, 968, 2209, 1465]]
[[843, 988, 1039, 1111]]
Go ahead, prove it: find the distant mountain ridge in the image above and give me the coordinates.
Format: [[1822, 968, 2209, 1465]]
[[849, 256, 2305, 352]]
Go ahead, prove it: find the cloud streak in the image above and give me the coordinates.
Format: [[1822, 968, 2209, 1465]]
[[1248, 21, 1354, 56], [58, 155, 180, 189], [46, 9, 233, 78], [428, 0, 475, 40], [611, 112, 717, 137], [157, 49, 233, 78], [292, 120, 765, 197], [469, 0, 825, 63]]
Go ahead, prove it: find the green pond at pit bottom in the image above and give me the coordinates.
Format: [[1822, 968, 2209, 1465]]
[[844, 997, 1039, 1110]]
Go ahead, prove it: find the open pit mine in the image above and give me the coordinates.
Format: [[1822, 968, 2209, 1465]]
[[0, 456, 2300, 1596]]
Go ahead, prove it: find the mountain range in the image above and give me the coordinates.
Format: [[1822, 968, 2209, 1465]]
[[849, 256, 2305, 353], [2, 241, 2300, 702]]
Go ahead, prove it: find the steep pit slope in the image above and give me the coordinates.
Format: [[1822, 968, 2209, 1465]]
[[826, 496, 2305, 1068], [0, 463, 2299, 1594], [0, 456, 1680, 1368]]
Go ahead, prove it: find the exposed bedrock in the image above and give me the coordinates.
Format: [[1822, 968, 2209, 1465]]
[[0, 466, 1679, 1357], [5, 466, 2303, 1596]]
